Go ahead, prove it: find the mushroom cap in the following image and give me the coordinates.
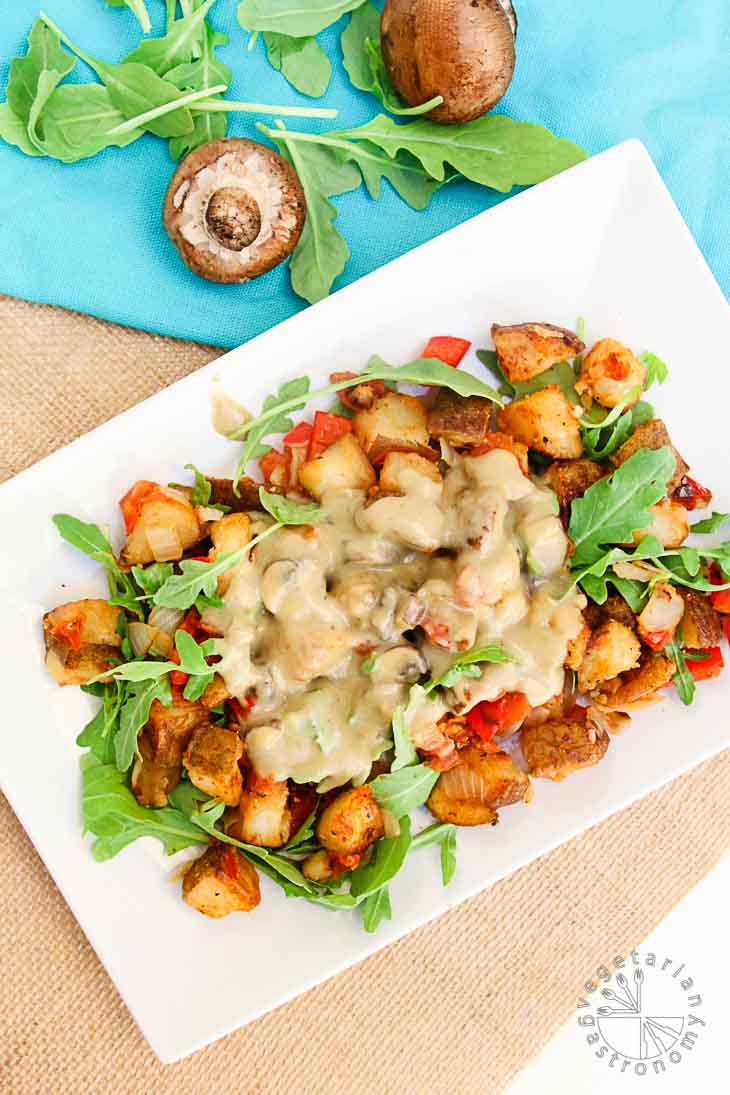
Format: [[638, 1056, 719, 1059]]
[[162, 138, 306, 285], [381, 0, 516, 125]]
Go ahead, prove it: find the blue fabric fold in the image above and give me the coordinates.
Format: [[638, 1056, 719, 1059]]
[[0, 1, 727, 348]]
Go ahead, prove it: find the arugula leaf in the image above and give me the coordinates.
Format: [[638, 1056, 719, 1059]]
[[0, 102, 44, 157], [349, 815, 412, 899], [81, 756, 206, 861], [692, 512, 730, 534], [424, 644, 512, 692], [52, 513, 143, 619], [341, 4, 442, 117], [104, 1, 153, 35], [20, 83, 144, 162], [360, 885, 392, 932], [77, 681, 126, 765], [238, 0, 366, 37], [440, 827, 457, 886], [115, 675, 172, 772], [131, 562, 174, 597], [263, 33, 331, 98], [568, 447, 676, 568], [283, 805, 319, 852], [233, 374, 311, 482], [667, 639, 695, 706], [166, 21, 230, 157], [391, 703, 417, 771], [259, 487, 324, 526], [580, 397, 654, 461], [7, 18, 75, 124], [360, 652, 377, 674], [124, 0, 216, 74], [476, 349, 578, 404], [369, 764, 439, 819], [184, 462, 212, 506], [639, 351, 669, 391], [335, 113, 587, 191], [410, 821, 454, 851], [96, 630, 217, 684]]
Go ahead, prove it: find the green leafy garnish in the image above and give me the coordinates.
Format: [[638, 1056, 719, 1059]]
[[639, 351, 669, 391], [424, 644, 513, 693], [233, 375, 311, 483], [692, 512, 730, 534], [77, 681, 126, 765], [263, 33, 331, 98], [166, 19, 231, 157], [237, 0, 366, 38], [131, 562, 174, 597], [439, 828, 457, 886], [94, 630, 217, 685], [477, 349, 580, 404], [259, 487, 324, 526], [580, 398, 654, 461], [360, 885, 392, 932], [349, 816, 412, 899], [104, 1, 152, 36], [283, 805, 319, 852], [184, 463, 212, 506], [390, 703, 417, 771], [115, 675, 171, 772], [667, 639, 695, 706], [52, 513, 143, 619], [369, 764, 439, 819]]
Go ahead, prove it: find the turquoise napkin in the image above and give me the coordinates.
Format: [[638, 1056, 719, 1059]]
[[0, 1, 728, 348]]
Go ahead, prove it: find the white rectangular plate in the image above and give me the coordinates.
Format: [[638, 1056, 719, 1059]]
[[1, 140, 728, 1064]]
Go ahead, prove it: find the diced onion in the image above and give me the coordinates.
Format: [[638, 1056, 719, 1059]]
[[197, 506, 224, 524], [161, 486, 191, 505], [148, 605, 184, 636], [613, 560, 665, 582], [128, 621, 156, 658], [382, 808, 400, 839], [637, 582, 684, 633], [145, 524, 182, 562], [150, 629, 173, 658]]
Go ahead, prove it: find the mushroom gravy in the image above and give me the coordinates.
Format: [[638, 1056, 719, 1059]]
[[204, 449, 585, 791]]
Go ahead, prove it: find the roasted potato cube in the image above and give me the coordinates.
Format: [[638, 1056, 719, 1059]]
[[379, 451, 442, 495], [353, 391, 429, 456], [121, 490, 202, 565], [226, 779, 291, 848], [44, 643, 121, 686], [316, 786, 384, 856], [183, 725, 244, 806], [612, 418, 688, 493], [575, 338, 646, 409], [633, 499, 688, 549], [521, 714, 609, 780], [491, 322, 584, 383], [497, 386, 583, 459], [298, 433, 376, 500], [208, 476, 263, 513], [131, 730, 180, 807], [543, 458, 604, 523], [200, 673, 230, 709], [576, 620, 641, 693], [147, 696, 208, 767], [427, 746, 530, 826], [210, 512, 251, 593], [679, 590, 722, 650], [302, 849, 334, 883], [565, 623, 590, 670], [43, 599, 122, 648], [427, 390, 492, 446], [592, 652, 676, 706], [182, 844, 260, 918]]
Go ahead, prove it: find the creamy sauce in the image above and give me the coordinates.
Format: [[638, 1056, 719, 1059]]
[[205, 450, 585, 791]]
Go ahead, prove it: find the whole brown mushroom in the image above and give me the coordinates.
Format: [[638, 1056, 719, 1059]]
[[162, 138, 306, 284], [381, 0, 517, 125]]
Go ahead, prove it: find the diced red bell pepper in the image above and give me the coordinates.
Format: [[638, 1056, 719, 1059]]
[[119, 480, 165, 534], [686, 646, 724, 682], [675, 475, 713, 511], [642, 629, 671, 652], [466, 692, 530, 743], [709, 564, 730, 613], [259, 448, 290, 487], [308, 411, 352, 459], [51, 615, 83, 651], [283, 421, 313, 448], [421, 336, 471, 368]]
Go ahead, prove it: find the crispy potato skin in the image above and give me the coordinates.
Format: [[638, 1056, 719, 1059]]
[[576, 620, 642, 693], [491, 322, 584, 383], [427, 390, 493, 446], [353, 392, 430, 455], [298, 433, 375, 500], [575, 338, 646, 409], [592, 652, 676, 706], [316, 786, 384, 856], [226, 780, 291, 848], [543, 459, 604, 524], [613, 418, 688, 493], [147, 697, 208, 767], [44, 644, 120, 686], [521, 715, 609, 780], [633, 499, 689, 549], [131, 730, 180, 808], [427, 746, 530, 826], [679, 590, 722, 650], [379, 451, 442, 493], [184, 725, 244, 806], [497, 385, 583, 458], [200, 673, 230, 709], [121, 494, 202, 565], [182, 845, 260, 918], [43, 599, 124, 685]]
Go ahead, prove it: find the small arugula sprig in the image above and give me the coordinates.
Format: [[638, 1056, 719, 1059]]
[[639, 351, 669, 391], [666, 638, 695, 706], [423, 644, 514, 693], [477, 349, 581, 404], [105, 1, 153, 36], [231, 355, 502, 486], [53, 513, 143, 619], [153, 487, 323, 609], [579, 391, 655, 461], [692, 512, 730, 535]]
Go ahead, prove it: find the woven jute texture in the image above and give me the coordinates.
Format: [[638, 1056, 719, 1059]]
[[1, 293, 729, 1095]]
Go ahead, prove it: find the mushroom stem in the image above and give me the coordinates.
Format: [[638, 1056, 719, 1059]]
[[194, 100, 337, 120], [108, 83, 227, 136]]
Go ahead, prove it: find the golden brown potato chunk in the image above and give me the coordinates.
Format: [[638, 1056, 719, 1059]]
[[353, 391, 430, 456], [302, 849, 334, 883], [427, 390, 493, 446], [427, 747, 530, 826], [200, 673, 230, 709], [633, 499, 688, 549], [43, 599, 124, 685], [565, 623, 590, 670], [147, 696, 208, 767], [44, 643, 121, 686], [316, 786, 384, 856], [543, 459, 604, 523], [497, 386, 583, 459], [226, 780, 291, 848], [131, 730, 180, 808], [679, 590, 722, 650], [575, 339, 646, 409], [612, 418, 688, 493], [576, 620, 642, 693], [121, 490, 202, 565], [183, 725, 244, 806], [591, 652, 676, 706], [521, 714, 609, 780], [379, 450, 442, 494], [298, 433, 376, 500], [491, 322, 584, 383], [182, 845, 260, 918], [210, 512, 251, 554]]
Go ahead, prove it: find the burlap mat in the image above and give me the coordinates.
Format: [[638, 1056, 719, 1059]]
[[1, 294, 728, 1095]]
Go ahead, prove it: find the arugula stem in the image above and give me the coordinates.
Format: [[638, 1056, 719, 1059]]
[[195, 100, 337, 120], [257, 123, 360, 154], [228, 375, 373, 441], [109, 83, 227, 135], [165, 0, 177, 32], [248, 30, 259, 51], [39, 11, 99, 72]]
